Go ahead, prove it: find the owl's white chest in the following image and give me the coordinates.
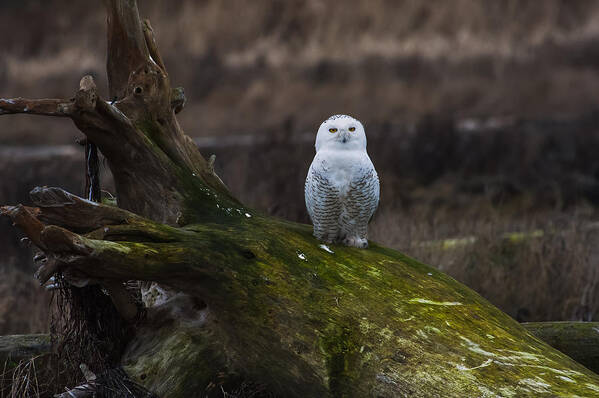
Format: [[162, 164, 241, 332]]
[[312, 149, 370, 196]]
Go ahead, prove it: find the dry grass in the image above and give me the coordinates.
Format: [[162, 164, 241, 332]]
[[372, 206, 599, 322], [1, 356, 42, 398], [0, 263, 50, 335]]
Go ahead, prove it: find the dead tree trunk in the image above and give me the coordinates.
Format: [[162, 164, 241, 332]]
[[2, 1, 599, 397]]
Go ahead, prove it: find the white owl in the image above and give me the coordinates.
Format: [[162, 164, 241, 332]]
[[305, 115, 379, 248]]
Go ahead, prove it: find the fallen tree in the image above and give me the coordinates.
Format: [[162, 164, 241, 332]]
[[7, 320, 599, 396], [522, 322, 599, 375], [2, 1, 599, 396]]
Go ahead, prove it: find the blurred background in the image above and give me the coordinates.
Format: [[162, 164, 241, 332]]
[[2, 0, 599, 334]]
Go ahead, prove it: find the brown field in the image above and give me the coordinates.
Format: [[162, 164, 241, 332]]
[[2, 0, 599, 339]]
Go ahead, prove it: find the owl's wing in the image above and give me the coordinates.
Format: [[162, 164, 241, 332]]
[[305, 161, 341, 240], [304, 164, 317, 223], [346, 157, 380, 227]]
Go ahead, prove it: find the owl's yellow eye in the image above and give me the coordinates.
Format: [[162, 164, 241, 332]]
[[349, 127, 356, 132], [329, 128, 338, 133]]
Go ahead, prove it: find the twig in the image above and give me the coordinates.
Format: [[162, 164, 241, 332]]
[[0, 98, 74, 117]]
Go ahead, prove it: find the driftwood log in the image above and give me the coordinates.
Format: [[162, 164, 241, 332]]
[[0, 334, 51, 365], [2, 1, 599, 396], [6, 322, 599, 392], [522, 322, 599, 375]]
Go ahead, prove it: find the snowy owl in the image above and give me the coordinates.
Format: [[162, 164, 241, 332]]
[[305, 114, 379, 248]]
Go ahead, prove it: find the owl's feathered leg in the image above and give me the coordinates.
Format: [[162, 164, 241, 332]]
[[312, 220, 339, 244], [339, 207, 369, 248], [309, 193, 342, 243]]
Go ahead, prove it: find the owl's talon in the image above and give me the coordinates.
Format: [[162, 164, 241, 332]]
[[343, 236, 368, 249]]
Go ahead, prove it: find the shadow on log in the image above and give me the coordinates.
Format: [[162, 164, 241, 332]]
[[2, 1, 599, 397]]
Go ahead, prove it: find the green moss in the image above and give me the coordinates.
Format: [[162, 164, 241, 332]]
[[320, 323, 362, 397], [132, 118, 243, 224], [123, 325, 229, 397], [109, 212, 599, 396]]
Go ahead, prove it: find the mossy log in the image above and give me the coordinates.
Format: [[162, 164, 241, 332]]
[[2, 1, 599, 397], [523, 322, 599, 375], [0, 334, 51, 365], [8, 324, 599, 395]]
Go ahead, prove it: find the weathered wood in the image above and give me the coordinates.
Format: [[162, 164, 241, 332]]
[[6, 323, 599, 393], [103, 0, 150, 100], [2, 1, 599, 397], [524, 321, 599, 374], [0, 334, 51, 365], [29, 187, 142, 233], [0, 98, 74, 116], [142, 19, 167, 75]]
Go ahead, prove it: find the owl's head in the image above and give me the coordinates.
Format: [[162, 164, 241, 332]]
[[315, 114, 367, 153]]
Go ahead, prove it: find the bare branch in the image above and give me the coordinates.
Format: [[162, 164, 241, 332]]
[[0, 205, 46, 250], [0, 98, 74, 117], [30, 187, 141, 232], [142, 19, 167, 75], [0, 76, 136, 155], [75, 75, 136, 132], [35, 255, 64, 285], [74, 75, 98, 110]]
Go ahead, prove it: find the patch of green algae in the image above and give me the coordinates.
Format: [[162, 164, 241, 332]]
[[116, 212, 599, 397]]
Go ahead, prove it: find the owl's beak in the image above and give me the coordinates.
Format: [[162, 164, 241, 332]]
[[341, 131, 349, 143]]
